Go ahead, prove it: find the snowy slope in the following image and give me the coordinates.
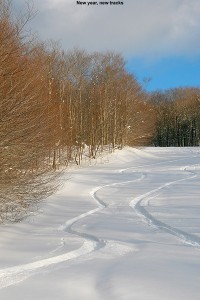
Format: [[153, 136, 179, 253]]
[[0, 147, 200, 299]]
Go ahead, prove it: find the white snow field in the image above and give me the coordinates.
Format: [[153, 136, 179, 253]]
[[0, 147, 200, 300]]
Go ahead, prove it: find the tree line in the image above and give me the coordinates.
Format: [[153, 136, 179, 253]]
[[0, 0, 154, 222], [151, 88, 200, 147]]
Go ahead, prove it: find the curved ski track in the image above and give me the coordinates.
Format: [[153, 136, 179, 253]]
[[0, 170, 145, 289], [130, 167, 200, 248], [0, 155, 199, 289]]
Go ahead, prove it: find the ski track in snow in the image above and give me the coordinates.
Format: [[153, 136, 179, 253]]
[[130, 166, 200, 248], [119, 154, 200, 173], [0, 153, 199, 290], [0, 169, 145, 289]]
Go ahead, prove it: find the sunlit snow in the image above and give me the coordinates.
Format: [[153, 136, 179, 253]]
[[0, 147, 200, 299]]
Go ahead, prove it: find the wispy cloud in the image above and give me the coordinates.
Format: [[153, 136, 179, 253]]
[[13, 0, 200, 58]]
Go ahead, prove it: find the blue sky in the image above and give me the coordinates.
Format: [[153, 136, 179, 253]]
[[13, 0, 200, 92], [126, 56, 200, 92]]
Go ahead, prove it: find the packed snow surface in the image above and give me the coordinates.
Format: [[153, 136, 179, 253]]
[[0, 147, 200, 299]]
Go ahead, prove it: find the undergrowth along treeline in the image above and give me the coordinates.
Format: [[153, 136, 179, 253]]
[[0, 1, 155, 222]]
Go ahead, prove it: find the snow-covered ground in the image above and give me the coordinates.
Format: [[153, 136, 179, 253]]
[[0, 147, 200, 300]]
